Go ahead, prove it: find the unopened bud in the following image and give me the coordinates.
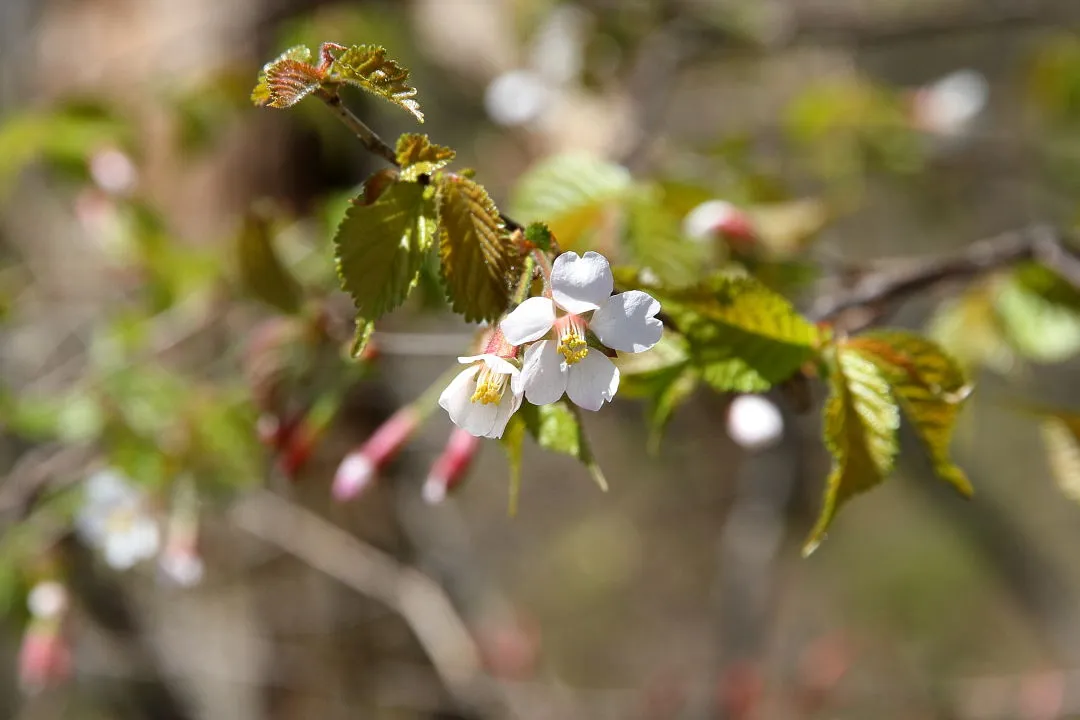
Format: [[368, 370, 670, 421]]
[[682, 200, 756, 249], [726, 394, 784, 451], [910, 69, 988, 138], [26, 582, 68, 621], [422, 428, 481, 504], [18, 621, 71, 695], [332, 408, 421, 501]]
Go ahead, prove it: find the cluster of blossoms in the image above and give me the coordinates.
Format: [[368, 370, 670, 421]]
[[439, 251, 663, 439]]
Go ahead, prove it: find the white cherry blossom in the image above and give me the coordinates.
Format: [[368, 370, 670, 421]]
[[439, 354, 523, 439], [76, 469, 160, 571], [500, 251, 662, 411]]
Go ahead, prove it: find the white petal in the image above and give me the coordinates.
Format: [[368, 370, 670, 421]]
[[500, 297, 556, 345], [589, 290, 663, 353], [478, 354, 519, 377], [458, 399, 500, 437], [517, 340, 568, 405], [566, 352, 620, 411], [550, 251, 613, 314], [488, 390, 523, 439], [439, 366, 481, 426], [104, 538, 137, 570]]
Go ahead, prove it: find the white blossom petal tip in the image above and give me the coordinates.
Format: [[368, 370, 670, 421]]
[[550, 251, 614, 314], [590, 290, 663, 353], [442, 355, 524, 439], [500, 297, 557, 345]]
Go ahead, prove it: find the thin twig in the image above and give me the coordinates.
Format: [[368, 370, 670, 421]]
[[229, 488, 510, 717], [809, 224, 1080, 325]]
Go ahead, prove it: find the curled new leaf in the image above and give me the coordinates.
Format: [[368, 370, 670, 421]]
[[326, 44, 423, 122], [804, 347, 900, 556], [436, 174, 521, 322], [252, 46, 321, 108], [848, 331, 973, 498], [334, 181, 435, 333], [396, 133, 455, 181]]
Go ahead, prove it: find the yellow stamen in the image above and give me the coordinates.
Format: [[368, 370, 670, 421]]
[[470, 366, 507, 405], [557, 315, 589, 365]]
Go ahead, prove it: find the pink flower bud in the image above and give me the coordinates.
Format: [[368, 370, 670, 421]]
[[682, 200, 756, 249], [422, 428, 481, 504], [18, 621, 71, 695], [332, 408, 421, 501]]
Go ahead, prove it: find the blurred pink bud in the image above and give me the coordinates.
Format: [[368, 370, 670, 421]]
[[89, 147, 138, 196], [332, 408, 421, 501], [726, 394, 784, 451], [477, 611, 541, 681], [422, 428, 481, 504], [716, 661, 764, 720], [910, 69, 988, 138], [27, 582, 68, 620], [18, 622, 71, 695], [682, 200, 756, 249]]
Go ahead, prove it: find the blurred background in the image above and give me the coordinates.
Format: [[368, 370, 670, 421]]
[[4, 0, 1080, 718]]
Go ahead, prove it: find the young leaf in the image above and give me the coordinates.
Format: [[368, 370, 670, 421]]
[[1040, 412, 1080, 503], [996, 271, 1080, 363], [236, 209, 303, 314], [927, 283, 1014, 373], [524, 222, 554, 253], [519, 401, 608, 491], [326, 44, 423, 122], [804, 348, 900, 556], [334, 181, 435, 324], [252, 46, 320, 108], [628, 273, 820, 392], [848, 331, 973, 497], [510, 154, 631, 248], [436, 174, 521, 322], [396, 134, 454, 181]]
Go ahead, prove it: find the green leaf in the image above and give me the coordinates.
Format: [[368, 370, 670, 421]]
[[510, 154, 631, 248], [252, 46, 320, 108], [334, 181, 435, 324], [519, 401, 607, 491], [1012, 262, 1080, 313], [804, 347, 900, 556], [1039, 412, 1080, 503], [626, 272, 820, 392], [524, 222, 554, 252], [927, 283, 1014, 373], [849, 331, 973, 498], [350, 318, 375, 359], [624, 188, 708, 285], [996, 271, 1080, 363], [326, 44, 423, 122], [236, 209, 303, 314], [436, 173, 521, 322], [395, 133, 454, 181]]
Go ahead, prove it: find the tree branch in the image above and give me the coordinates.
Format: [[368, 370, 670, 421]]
[[809, 224, 1080, 326]]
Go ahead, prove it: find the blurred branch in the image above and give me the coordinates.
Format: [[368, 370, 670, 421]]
[[809, 224, 1080, 328], [229, 488, 510, 717]]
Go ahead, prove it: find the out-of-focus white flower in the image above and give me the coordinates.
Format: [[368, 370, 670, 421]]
[[682, 200, 755, 243], [26, 582, 68, 621], [89, 147, 138, 196], [726, 395, 784, 451], [911, 69, 988, 137], [77, 469, 160, 570], [484, 70, 552, 127], [439, 354, 523, 439], [500, 251, 662, 411]]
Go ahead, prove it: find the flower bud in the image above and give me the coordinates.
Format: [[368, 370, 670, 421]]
[[726, 394, 784, 451], [422, 428, 481, 504], [27, 582, 68, 621], [682, 200, 756, 249], [18, 621, 71, 695], [332, 408, 421, 501]]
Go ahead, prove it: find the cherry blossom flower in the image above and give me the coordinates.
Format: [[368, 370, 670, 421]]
[[500, 251, 662, 411], [76, 469, 160, 570], [439, 354, 523, 439]]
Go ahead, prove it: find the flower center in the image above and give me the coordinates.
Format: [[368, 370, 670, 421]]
[[556, 315, 589, 365], [470, 366, 507, 405]]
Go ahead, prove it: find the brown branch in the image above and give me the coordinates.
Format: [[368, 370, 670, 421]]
[[809, 224, 1080, 326], [229, 488, 512, 717]]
